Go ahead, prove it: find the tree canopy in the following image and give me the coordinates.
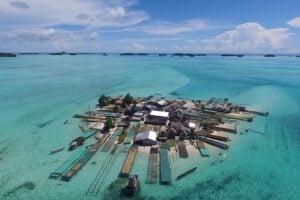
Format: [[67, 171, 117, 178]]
[[98, 94, 109, 107], [123, 93, 134, 106], [105, 118, 114, 129]]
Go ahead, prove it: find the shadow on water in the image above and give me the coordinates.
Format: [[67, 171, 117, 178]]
[[36, 119, 54, 128], [3, 181, 35, 197], [169, 173, 242, 200]]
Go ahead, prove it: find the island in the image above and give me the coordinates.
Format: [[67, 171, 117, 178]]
[[49, 94, 268, 197]]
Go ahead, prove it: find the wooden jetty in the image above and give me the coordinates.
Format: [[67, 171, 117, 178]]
[[146, 147, 159, 184], [205, 134, 228, 142], [49, 146, 87, 179], [218, 113, 253, 122], [119, 145, 138, 177], [212, 125, 237, 134], [197, 136, 228, 150], [60, 135, 110, 181], [245, 109, 269, 116], [176, 167, 197, 181], [160, 148, 171, 185], [177, 141, 188, 158], [73, 114, 106, 120], [196, 140, 209, 157]]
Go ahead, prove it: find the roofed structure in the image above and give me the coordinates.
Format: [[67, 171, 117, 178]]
[[134, 131, 157, 146]]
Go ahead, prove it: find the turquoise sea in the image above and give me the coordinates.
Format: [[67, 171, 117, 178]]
[[0, 54, 299, 199]]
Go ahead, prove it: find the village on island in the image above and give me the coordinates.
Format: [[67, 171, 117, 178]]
[[49, 93, 268, 197]]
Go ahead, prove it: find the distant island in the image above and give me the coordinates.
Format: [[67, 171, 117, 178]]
[[0, 53, 17, 57], [221, 54, 244, 57], [264, 54, 276, 57]]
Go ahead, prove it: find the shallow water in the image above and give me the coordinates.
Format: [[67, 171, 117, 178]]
[[0, 55, 299, 199]]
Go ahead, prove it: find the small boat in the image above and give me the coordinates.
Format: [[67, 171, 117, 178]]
[[69, 137, 85, 151], [176, 167, 197, 181], [50, 147, 64, 155], [121, 175, 140, 196], [64, 120, 69, 125]]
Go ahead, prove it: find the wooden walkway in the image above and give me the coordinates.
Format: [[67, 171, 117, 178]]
[[205, 134, 228, 142], [49, 146, 87, 179], [196, 140, 209, 157], [177, 141, 188, 158], [119, 145, 138, 177], [146, 147, 159, 184], [61, 135, 110, 181], [160, 148, 171, 185], [197, 136, 228, 150]]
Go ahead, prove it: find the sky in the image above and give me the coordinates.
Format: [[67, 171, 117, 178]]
[[0, 0, 300, 53]]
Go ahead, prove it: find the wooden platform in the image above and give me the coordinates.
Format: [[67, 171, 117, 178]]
[[196, 140, 209, 157], [205, 134, 228, 142], [177, 141, 188, 158], [146, 147, 159, 184], [119, 145, 138, 177], [197, 136, 228, 150], [160, 148, 171, 185], [60, 135, 110, 181]]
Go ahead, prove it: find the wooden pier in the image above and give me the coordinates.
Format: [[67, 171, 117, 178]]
[[146, 147, 159, 184], [245, 109, 269, 116], [73, 114, 106, 120], [205, 134, 228, 142], [197, 136, 228, 150], [218, 113, 253, 122], [160, 148, 171, 185], [119, 145, 138, 177], [212, 125, 237, 134], [49, 146, 87, 179], [177, 141, 188, 158], [60, 135, 110, 181], [196, 141, 209, 157]]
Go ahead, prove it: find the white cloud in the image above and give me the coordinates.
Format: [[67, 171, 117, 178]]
[[132, 19, 210, 35], [9, 1, 30, 10], [0, 0, 149, 28], [204, 22, 292, 53], [0, 27, 100, 51], [287, 17, 300, 28]]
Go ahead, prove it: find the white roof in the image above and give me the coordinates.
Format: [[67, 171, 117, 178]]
[[157, 100, 167, 106], [135, 131, 157, 142], [188, 122, 196, 128], [150, 110, 169, 118]]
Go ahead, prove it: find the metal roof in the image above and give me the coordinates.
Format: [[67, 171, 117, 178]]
[[150, 110, 169, 118], [135, 131, 157, 142]]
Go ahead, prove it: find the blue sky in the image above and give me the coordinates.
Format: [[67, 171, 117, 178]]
[[0, 0, 300, 53]]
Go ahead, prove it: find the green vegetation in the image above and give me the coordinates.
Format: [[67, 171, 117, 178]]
[[191, 129, 196, 138], [105, 118, 114, 129], [200, 120, 215, 130], [118, 129, 128, 144], [113, 105, 120, 113], [161, 139, 176, 150], [123, 93, 134, 106], [98, 94, 110, 107]]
